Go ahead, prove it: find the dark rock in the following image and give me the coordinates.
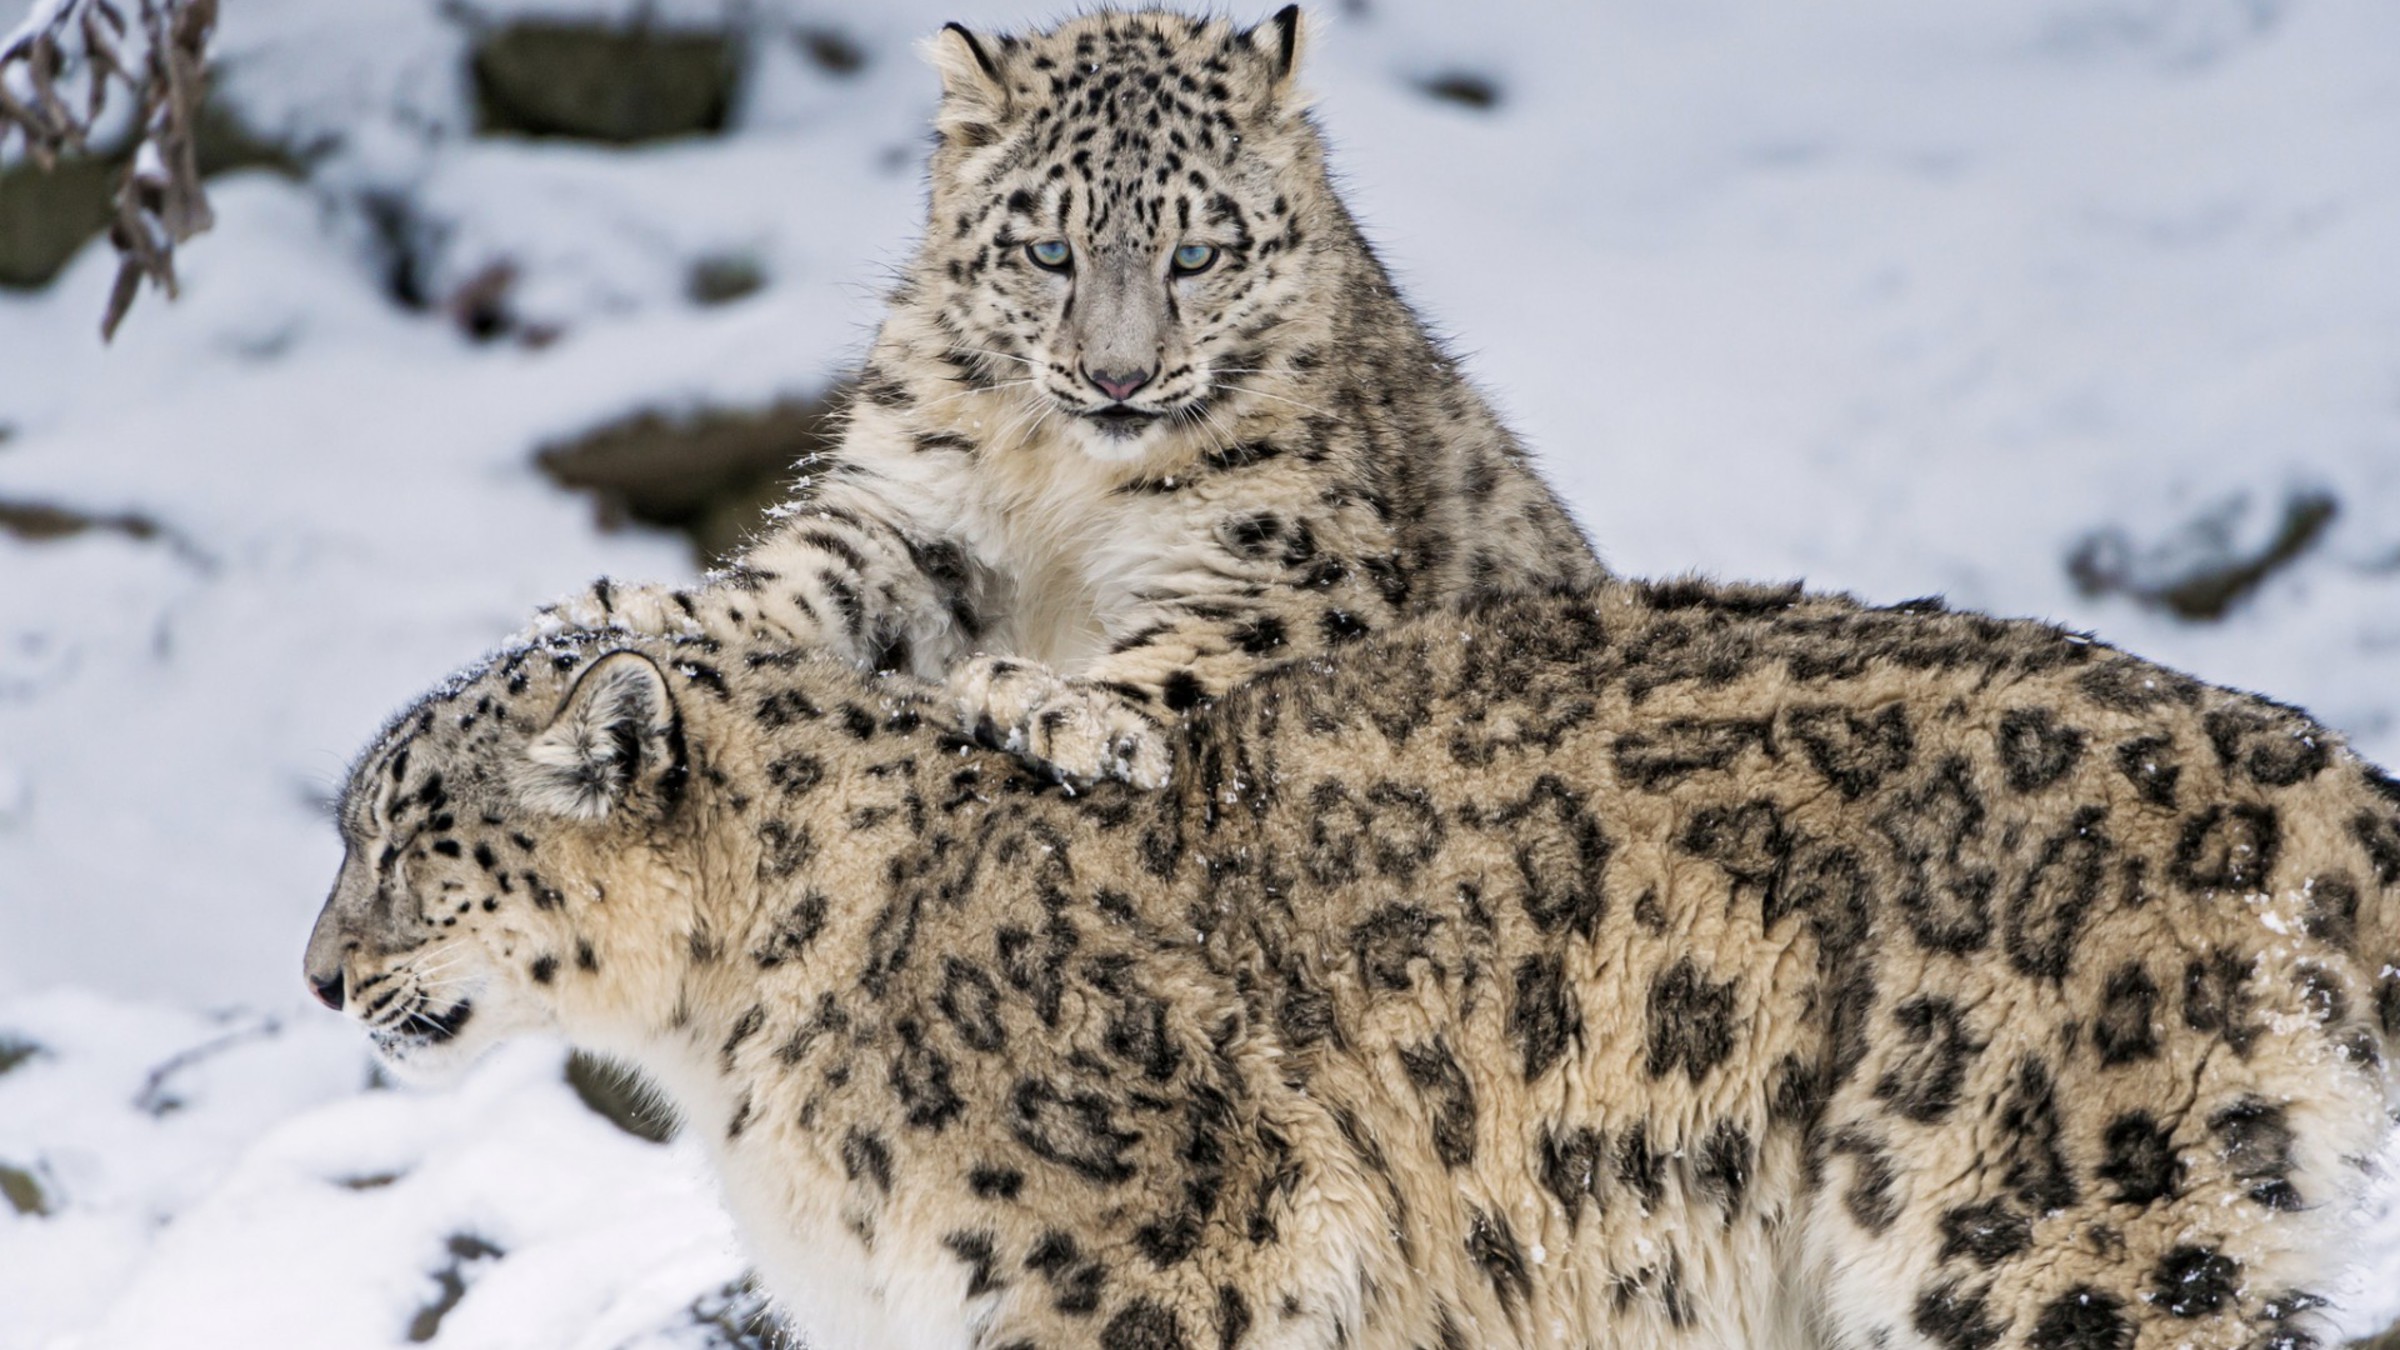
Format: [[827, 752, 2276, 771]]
[[2068, 488, 2338, 622], [472, 22, 740, 144], [0, 1160, 50, 1216], [407, 1233, 506, 1342], [0, 1033, 43, 1075], [536, 396, 840, 564], [688, 253, 768, 306], [0, 94, 304, 292], [0, 499, 163, 545], [1419, 72, 1501, 111], [0, 155, 120, 289], [796, 26, 867, 77]]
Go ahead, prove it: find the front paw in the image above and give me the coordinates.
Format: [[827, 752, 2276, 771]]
[[523, 578, 704, 642], [950, 657, 1174, 789]]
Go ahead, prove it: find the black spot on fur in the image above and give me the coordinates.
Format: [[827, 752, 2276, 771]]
[[1873, 996, 1982, 1124], [755, 690, 821, 728], [889, 1019, 964, 1130], [1644, 958, 1739, 1084], [1104, 1299, 1188, 1350], [2094, 962, 2160, 1065], [1833, 1129, 1901, 1235], [2114, 735, 2181, 808], [2301, 873, 2361, 950], [1010, 1078, 1139, 1185], [1509, 953, 1580, 1080], [1215, 1285, 1251, 1350], [1612, 717, 1774, 789], [756, 820, 816, 880], [1274, 962, 1337, 1049], [1464, 1207, 1532, 1311], [1937, 1199, 2030, 1268], [1616, 1123, 1665, 1211], [765, 753, 826, 797], [1161, 670, 1207, 712], [751, 890, 828, 967], [2004, 806, 2111, 980], [1785, 703, 1915, 798], [1395, 1039, 1477, 1168], [1996, 707, 2085, 791], [969, 1165, 1024, 1200], [1101, 986, 1183, 1083], [2183, 947, 2262, 1055], [943, 1230, 1003, 1298], [1231, 614, 1287, 654], [2354, 808, 2400, 885], [2152, 1244, 2240, 1317], [937, 957, 1008, 1053], [719, 1005, 764, 1072], [1539, 1124, 1607, 1227], [1877, 756, 1996, 955], [1477, 775, 1610, 940], [2097, 1111, 2180, 1206], [1350, 904, 1442, 992], [842, 1129, 892, 1193], [1997, 1055, 2078, 1213], [2211, 1096, 2302, 1211], [1694, 1120, 1752, 1216], [1318, 609, 1370, 645], [1912, 1279, 2005, 1350], [2028, 1287, 2131, 1350], [1025, 1230, 1106, 1315], [2077, 660, 2200, 713], [2204, 705, 2330, 787], [2171, 804, 2280, 893], [1677, 799, 1793, 917]]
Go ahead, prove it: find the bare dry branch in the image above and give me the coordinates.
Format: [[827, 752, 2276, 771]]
[[0, 0, 219, 339]]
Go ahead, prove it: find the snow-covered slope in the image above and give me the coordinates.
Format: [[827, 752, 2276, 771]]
[[3, 0, 2397, 1344]]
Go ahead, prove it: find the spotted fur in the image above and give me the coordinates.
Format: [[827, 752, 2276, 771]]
[[310, 582, 2400, 1350], [539, 7, 1601, 788]]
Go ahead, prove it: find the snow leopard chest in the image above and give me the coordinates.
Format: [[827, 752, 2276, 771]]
[[845, 418, 1231, 670]]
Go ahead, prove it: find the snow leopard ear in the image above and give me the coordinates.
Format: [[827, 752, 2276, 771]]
[[927, 23, 1014, 145], [516, 651, 683, 822], [1244, 5, 1308, 101]]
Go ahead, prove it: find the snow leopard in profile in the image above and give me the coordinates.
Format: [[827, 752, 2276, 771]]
[[541, 6, 1603, 788], [311, 581, 2400, 1350]]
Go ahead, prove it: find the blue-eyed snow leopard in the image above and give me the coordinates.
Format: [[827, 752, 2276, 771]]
[[312, 581, 2400, 1350], [542, 6, 1604, 787]]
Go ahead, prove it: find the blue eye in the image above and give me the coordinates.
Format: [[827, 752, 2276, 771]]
[[1027, 240, 1071, 271], [1172, 243, 1218, 274]]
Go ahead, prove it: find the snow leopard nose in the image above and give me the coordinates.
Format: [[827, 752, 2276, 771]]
[[308, 969, 345, 1012], [1085, 364, 1154, 403]]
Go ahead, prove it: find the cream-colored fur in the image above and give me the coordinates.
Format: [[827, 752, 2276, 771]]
[[539, 7, 1602, 789], [312, 581, 2400, 1349]]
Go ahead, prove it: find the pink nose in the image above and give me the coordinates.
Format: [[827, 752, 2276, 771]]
[[1086, 365, 1154, 402]]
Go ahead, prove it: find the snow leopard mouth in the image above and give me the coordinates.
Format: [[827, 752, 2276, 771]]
[[1081, 405, 1165, 438], [373, 997, 475, 1049]]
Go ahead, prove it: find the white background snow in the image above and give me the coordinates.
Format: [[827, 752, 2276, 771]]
[[3, 0, 2398, 1344]]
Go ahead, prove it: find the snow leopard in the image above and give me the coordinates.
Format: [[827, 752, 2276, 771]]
[[309, 580, 2400, 1350], [540, 6, 1603, 788]]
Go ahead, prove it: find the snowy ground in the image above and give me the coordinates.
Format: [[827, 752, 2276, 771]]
[[3, 0, 2399, 1344]]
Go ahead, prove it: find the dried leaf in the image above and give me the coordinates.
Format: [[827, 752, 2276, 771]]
[[0, 0, 217, 338]]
